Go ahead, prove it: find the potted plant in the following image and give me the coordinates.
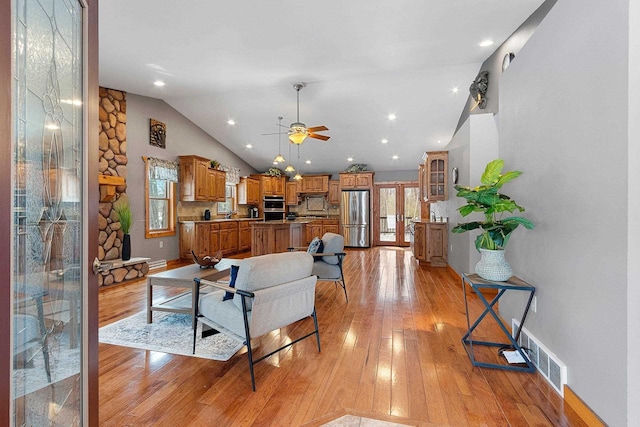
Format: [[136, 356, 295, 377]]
[[113, 195, 133, 261], [452, 159, 534, 281]]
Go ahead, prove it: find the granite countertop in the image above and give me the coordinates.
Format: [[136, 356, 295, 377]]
[[178, 217, 263, 223]]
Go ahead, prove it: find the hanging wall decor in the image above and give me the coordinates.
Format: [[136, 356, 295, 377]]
[[149, 118, 166, 148], [469, 70, 489, 110]]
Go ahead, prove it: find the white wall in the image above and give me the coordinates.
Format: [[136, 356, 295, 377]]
[[124, 92, 257, 262], [443, 113, 499, 274], [627, 1, 640, 424], [497, 1, 628, 425]]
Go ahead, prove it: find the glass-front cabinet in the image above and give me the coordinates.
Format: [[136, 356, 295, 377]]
[[425, 151, 448, 201]]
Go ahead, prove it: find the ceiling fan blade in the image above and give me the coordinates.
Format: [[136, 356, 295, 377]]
[[308, 133, 330, 141], [307, 125, 328, 133]]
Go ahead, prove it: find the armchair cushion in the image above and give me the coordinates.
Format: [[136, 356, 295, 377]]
[[311, 260, 342, 280], [233, 252, 314, 311], [320, 233, 344, 265]]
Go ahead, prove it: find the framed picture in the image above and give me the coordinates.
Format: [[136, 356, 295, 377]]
[[150, 118, 166, 148]]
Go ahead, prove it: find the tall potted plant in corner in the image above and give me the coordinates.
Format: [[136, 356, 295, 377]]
[[113, 195, 133, 261], [452, 159, 534, 281]]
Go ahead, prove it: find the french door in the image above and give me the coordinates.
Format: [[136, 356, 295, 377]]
[[374, 183, 420, 246], [3, 0, 98, 425]]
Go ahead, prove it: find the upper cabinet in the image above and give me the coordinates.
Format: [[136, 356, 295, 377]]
[[299, 175, 329, 194], [285, 181, 299, 205], [179, 155, 225, 202], [328, 180, 340, 205], [425, 151, 448, 201], [339, 171, 374, 191], [238, 177, 260, 205], [251, 175, 285, 197]]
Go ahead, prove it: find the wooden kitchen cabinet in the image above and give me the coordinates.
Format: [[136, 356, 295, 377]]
[[323, 219, 339, 235], [194, 223, 210, 258], [251, 222, 305, 256], [238, 177, 260, 205], [252, 174, 286, 196], [305, 221, 324, 245], [413, 222, 427, 262], [238, 220, 254, 251], [426, 151, 448, 201], [328, 180, 340, 205], [179, 155, 210, 202], [300, 175, 329, 193], [209, 223, 220, 255], [412, 220, 447, 267], [179, 222, 195, 259], [179, 155, 225, 202], [286, 180, 299, 205], [426, 222, 448, 267], [339, 171, 374, 190], [206, 168, 226, 202], [219, 221, 238, 255]]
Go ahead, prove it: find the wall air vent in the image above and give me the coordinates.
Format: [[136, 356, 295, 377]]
[[512, 319, 567, 396], [148, 259, 167, 270]]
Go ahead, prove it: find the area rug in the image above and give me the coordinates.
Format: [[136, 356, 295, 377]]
[[99, 310, 245, 361]]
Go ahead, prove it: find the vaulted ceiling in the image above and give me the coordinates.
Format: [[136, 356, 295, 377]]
[[99, 0, 544, 174]]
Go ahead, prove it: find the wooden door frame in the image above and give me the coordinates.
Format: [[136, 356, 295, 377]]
[[373, 181, 418, 247]]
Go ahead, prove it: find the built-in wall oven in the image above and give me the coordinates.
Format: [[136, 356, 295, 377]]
[[263, 196, 285, 221]]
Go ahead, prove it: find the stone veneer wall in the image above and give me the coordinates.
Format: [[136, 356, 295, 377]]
[[98, 87, 127, 261], [97, 87, 148, 286]]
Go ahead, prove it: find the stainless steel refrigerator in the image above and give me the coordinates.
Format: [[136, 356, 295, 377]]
[[340, 190, 370, 247]]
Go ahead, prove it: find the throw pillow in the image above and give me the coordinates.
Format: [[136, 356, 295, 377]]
[[307, 237, 324, 255], [222, 264, 240, 301]]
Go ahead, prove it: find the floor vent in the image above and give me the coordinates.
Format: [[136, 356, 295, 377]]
[[148, 259, 167, 270], [512, 319, 567, 396]]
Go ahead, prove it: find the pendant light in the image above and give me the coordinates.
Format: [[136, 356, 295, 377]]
[[273, 116, 286, 163]]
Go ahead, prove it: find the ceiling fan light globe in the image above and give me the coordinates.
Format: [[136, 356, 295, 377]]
[[289, 132, 307, 145]]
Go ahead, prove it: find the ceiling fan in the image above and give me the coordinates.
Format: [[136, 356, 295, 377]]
[[286, 83, 330, 144]]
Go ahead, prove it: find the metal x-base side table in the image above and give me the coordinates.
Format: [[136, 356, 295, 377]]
[[461, 273, 536, 372]]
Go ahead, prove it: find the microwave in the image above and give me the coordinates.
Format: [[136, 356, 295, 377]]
[[263, 196, 285, 211]]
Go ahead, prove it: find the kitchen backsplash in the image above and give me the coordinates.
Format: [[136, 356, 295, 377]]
[[178, 202, 250, 219]]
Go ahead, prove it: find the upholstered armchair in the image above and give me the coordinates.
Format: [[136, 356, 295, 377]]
[[290, 232, 348, 302], [193, 251, 320, 391]]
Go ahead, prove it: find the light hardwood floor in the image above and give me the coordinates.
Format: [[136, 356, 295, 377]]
[[98, 247, 587, 426]]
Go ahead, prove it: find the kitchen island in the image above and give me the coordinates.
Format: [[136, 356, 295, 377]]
[[251, 219, 312, 256]]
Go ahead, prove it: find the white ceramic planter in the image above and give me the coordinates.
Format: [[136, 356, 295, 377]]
[[475, 248, 513, 281]]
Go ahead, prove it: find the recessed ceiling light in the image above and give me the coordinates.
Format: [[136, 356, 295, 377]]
[[388, 113, 396, 121], [305, 160, 311, 164], [273, 161, 278, 165], [153, 80, 165, 87], [438, 140, 442, 144], [246, 144, 252, 149], [381, 139, 388, 144], [347, 157, 353, 162], [452, 87, 459, 94], [479, 40, 494, 47], [392, 155, 399, 160], [227, 119, 235, 125]]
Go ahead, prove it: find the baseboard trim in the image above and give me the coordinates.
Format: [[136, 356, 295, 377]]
[[564, 385, 605, 426]]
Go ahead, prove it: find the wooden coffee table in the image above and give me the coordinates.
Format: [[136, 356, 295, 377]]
[[146, 259, 234, 327]]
